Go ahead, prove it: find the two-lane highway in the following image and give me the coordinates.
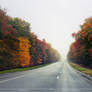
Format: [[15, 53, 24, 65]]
[[0, 61, 92, 92]]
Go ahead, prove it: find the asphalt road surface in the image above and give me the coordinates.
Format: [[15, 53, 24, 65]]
[[0, 61, 92, 92]]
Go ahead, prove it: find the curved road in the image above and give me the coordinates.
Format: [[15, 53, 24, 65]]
[[0, 61, 92, 92]]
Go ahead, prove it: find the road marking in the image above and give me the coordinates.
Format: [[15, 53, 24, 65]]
[[56, 72, 62, 79], [0, 75, 25, 84], [57, 76, 59, 79]]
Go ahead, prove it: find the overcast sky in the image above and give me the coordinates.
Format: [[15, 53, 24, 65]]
[[0, 0, 92, 58]]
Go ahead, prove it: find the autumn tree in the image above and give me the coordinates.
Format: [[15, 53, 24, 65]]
[[0, 8, 60, 71], [0, 8, 18, 70], [68, 17, 92, 68], [16, 37, 31, 67]]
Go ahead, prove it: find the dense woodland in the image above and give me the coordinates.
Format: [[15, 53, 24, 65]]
[[67, 17, 92, 68], [0, 8, 60, 70]]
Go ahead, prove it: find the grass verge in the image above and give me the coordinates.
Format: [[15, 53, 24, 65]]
[[69, 62, 92, 76], [0, 63, 53, 74]]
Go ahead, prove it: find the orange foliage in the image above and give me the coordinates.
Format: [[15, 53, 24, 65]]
[[17, 37, 31, 67]]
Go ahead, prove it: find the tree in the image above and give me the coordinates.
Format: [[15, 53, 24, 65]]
[[68, 17, 92, 68], [17, 37, 31, 67], [0, 8, 60, 71]]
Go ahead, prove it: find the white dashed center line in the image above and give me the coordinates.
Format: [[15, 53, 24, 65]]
[[56, 72, 62, 79], [57, 76, 59, 79]]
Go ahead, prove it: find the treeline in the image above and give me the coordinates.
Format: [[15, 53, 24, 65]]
[[67, 17, 92, 68], [0, 8, 60, 70]]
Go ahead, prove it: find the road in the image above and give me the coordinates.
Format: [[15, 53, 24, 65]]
[[0, 61, 92, 92]]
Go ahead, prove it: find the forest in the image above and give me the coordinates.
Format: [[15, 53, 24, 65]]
[[67, 17, 92, 68], [0, 8, 60, 71]]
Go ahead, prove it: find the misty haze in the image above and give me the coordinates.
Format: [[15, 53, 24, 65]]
[[0, 0, 92, 92]]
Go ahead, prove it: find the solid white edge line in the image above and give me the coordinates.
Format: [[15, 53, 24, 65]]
[[0, 75, 25, 84]]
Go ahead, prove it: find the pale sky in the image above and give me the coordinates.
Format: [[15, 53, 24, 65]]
[[0, 0, 92, 58]]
